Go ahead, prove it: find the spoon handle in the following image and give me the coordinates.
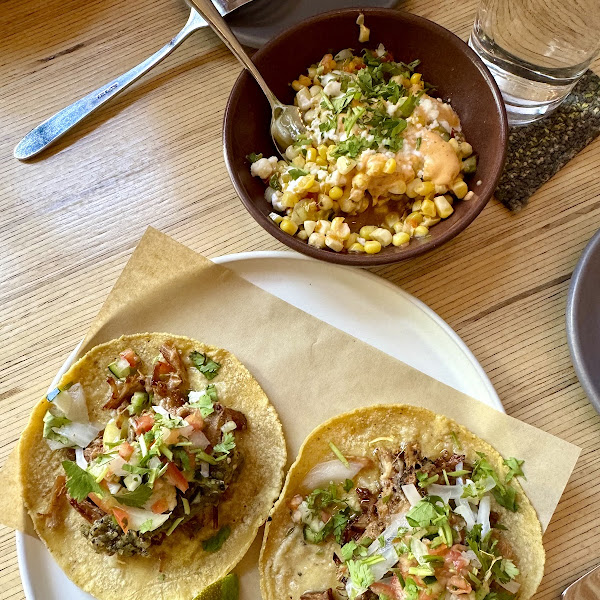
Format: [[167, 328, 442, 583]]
[[187, 0, 280, 108], [14, 11, 204, 160]]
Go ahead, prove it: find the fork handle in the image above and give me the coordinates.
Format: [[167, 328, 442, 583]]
[[14, 17, 202, 160]]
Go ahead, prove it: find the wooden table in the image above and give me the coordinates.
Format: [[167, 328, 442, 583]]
[[1, 0, 599, 597]]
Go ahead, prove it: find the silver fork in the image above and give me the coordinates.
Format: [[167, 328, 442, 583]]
[[14, 7, 230, 160]]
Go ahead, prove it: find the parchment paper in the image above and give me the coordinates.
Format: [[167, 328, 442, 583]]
[[0, 227, 580, 596]]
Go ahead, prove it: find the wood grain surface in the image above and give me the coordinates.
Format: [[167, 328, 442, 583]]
[[1, 0, 600, 598]]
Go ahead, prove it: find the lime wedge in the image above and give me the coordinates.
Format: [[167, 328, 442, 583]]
[[193, 574, 239, 600]]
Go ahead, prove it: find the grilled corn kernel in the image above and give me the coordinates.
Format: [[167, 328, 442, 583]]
[[421, 199, 436, 217], [366, 156, 385, 176], [337, 156, 357, 175], [393, 221, 405, 234], [434, 195, 454, 219], [292, 155, 306, 168], [423, 216, 441, 227], [385, 212, 401, 228], [285, 146, 300, 160], [291, 79, 304, 92], [304, 220, 317, 236], [297, 230, 308, 240], [452, 180, 469, 199], [269, 212, 283, 224], [281, 191, 299, 208], [329, 186, 344, 200], [393, 232, 410, 246], [280, 218, 298, 235], [281, 173, 291, 183], [444, 194, 454, 206], [349, 242, 365, 253], [383, 158, 397, 174], [316, 157, 327, 166], [411, 199, 422, 212], [325, 235, 344, 252], [317, 145, 328, 159], [448, 138, 460, 153], [308, 66, 317, 79], [305, 148, 317, 162], [309, 85, 323, 97], [414, 225, 429, 238], [318, 194, 334, 211], [370, 228, 393, 247], [352, 173, 369, 189], [298, 74, 312, 87], [297, 175, 315, 191], [359, 225, 377, 240], [344, 233, 359, 249], [434, 184, 449, 195], [406, 212, 423, 227], [416, 181, 435, 197], [406, 178, 422, 198], [315, 219, 331, 235], [364, 240, 382, 254], [389, 180, 407, 195], [460, 142, 473, 158], [410, 72, 422, 85], [331, 217, 351, 240], [308, 232, 326, 249], [464, 191, 475, 201]]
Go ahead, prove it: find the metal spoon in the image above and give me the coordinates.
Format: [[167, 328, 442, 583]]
[[186, 0, 305, 155]]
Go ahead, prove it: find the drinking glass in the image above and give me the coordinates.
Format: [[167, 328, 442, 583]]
[[469, 0, 600, 126]]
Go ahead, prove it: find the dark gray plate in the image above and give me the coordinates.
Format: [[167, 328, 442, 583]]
[[228, 0, 399, 48], [566, 228, 600, 413]]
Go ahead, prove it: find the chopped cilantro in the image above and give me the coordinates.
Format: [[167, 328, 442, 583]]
[[62, 461, 104, 502], [340, 540, 359, 561], [188, 384, 218, 418], [398, 93, 422, 118], [406, 499, 439, 528], [344, 106, 366, 135], [319, 116, 337, 133], [416, 137, 422, 150], [403, 576, 420, 600], [288, 168, 308, 179], [214, 431, 236, 456], [43, 408, 71, 446], [114, 484, 153, 508], [189, 351, 221, 380], [416, 472, 439, 488], [331, 91, 357, 114], [139, 519, 155, 533], [343, 478, 354, 492], [331, 136, 375, 158], [246, 152, 262, 163], [503, 457, 525, 482], [202, 525, 231, 552], [320, 94, 335, 112], [269, 174, 282, 191]]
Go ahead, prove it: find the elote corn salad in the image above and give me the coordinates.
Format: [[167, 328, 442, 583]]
[[248, 46, 477, 255]]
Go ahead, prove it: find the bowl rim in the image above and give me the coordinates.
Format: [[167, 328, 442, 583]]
[[223, 7, 508, 266]]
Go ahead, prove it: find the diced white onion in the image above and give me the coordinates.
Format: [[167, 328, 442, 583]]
[[190, 430, 210, 450], [461, 549, 482, 569], [199, 461, 210, 478], [46, 438, 68, 451], [221, 420, 237, 433], [401, 484, 422, 507], [454, 500, 476, 531], [499, 580, 521, 594], [107, 482, 122, 494], [301, 458, 370, 492], [75, 447, 88, 470], [53, 384, 90, 423], [53, 422, 101, 449], [106, 455, 128, 477], [428, 483, 464, 500], [477, 495, 491, 537], [334, 48, 354, 61], [120, 506, 171, 531], [456, 462, 464, 486], [410, 538, 429, 565], [153, 405, 171, 417]]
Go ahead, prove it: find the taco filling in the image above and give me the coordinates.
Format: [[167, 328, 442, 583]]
[[41, 342, 246, 557], [282, 442, 525, 600]]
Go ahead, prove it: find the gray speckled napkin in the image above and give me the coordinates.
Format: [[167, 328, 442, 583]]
[[496, 70, 600, 212]]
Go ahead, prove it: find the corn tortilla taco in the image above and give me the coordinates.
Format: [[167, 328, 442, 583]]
[[20, 333, 286, 600], [260, 405, 544, 600]]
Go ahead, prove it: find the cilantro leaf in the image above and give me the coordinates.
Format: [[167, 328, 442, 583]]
[[340, 540, 358, 561], [269, 174, 282, 191], [189, 351, 221, 380], [319, 116, 337, 133], [398, 93, 422, 118], [403, 577, 420, 600], [62, 461, 104, 502], [343, 478, 354, 492], [214, 431, 236, 456], [492, 485, 518, 512], [346, 558, 375, 591], [114, 484, 153, 508], [246, 152, 262, 163], [288, 168, 308, 180], [43, 408, 71, 446], [331, 91, 356, 114], [406, 499, 438, 527], [331, 136, 375, 159], [503, 457, 525, 482], [138, 519, 155, 533], [202, 525, 231, 552], [188, 384, 218, 418], [416, 472, 439, 488]]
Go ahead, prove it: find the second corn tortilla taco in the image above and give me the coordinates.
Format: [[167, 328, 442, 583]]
[[19, 332, 287, 600], [260, 404, 544, 600]]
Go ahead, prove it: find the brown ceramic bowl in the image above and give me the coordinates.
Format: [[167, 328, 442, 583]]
[[223, 8, 508, 266]]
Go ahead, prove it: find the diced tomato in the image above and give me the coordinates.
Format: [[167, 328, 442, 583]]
[[112, 507, 130, 533], [370, 575, 403, 599], [118, 441, 134, 460], [134, 414, 155, 435], [445, 545, 470, 574], [153, 360, 174, 380], [151, 498, 170, 514], [185, 411, 204, 431], [89, 491, 113, 514], [120, 348, 140, 368], [165, 461, 189, 493]]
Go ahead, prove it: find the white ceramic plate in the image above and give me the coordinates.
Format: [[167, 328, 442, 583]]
[[17, 251, 502, 600]]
